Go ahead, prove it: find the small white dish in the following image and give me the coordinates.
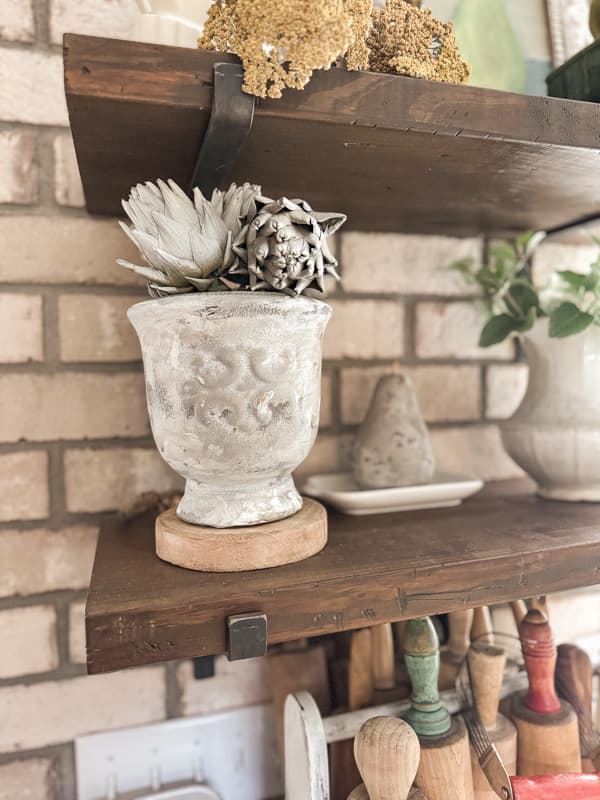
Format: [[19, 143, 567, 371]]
[[301, 472, 484, 515]]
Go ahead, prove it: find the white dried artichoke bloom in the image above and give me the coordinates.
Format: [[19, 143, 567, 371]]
[[232, 196, 347, 296], [117, 179, 262, 297]]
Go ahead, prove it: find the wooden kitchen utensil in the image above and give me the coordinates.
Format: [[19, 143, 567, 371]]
[[468, 641, 517, 798], [556, 643, 600, 772], [331, 628, 374, 800], [350, 716, 421, 800], [510, 600, 527, 629], [510, 608, 581, 775], [471, 607, 493, 644], [372, 624, 395, 691], [439, 609, 474, 690], [403, 617, 474, 800]]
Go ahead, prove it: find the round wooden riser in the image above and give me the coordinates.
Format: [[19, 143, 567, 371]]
[[155, 498, 327, 572]]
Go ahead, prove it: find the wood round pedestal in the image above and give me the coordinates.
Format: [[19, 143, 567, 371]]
[[155, 498, 327, 572]]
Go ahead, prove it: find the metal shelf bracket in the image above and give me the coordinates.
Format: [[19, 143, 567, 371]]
[[189, 62, 256, 197]]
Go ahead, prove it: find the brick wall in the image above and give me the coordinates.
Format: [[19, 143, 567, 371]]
[[0, 1, 593, 798]]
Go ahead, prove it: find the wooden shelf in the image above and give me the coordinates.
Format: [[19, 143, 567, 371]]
[[86, 481, 600, 674], [64, 34, 600, 237]]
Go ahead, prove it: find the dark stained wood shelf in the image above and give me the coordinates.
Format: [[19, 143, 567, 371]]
[[64, 34, 600, 237], [86, 481, 600, 674]]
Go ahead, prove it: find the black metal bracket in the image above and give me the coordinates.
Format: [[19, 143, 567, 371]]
[[189, 62, 256, 197], [227, 612, 268, 661], [547, 212, 600, 239]]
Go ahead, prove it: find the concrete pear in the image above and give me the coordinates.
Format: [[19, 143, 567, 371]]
[[352, 374, 435, 490]]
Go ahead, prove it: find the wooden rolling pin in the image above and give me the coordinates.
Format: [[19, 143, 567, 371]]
[[403, 617, 474, 800], [468, 641, 517, 798], [556, 643, 600, 772], [348, 716, 422, 800], [509, 608, 581, 776], [372, 624, 395, 691], [439, 609, 474, 690], [331, 628, 374, 800], [471, 607, 493, 644]]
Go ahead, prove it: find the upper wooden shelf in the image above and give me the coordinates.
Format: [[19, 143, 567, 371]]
[[64, 34, 600, 237], [86, 481, 600, 674]]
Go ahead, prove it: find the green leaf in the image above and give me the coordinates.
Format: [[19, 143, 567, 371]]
[[506, 279, 539, 317], [517, 305, 538, 332], [549, 302, 594, 338], [557, 270, 593, 290], [479, 314, 520, 347]]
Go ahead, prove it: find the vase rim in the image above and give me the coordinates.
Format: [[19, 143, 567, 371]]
[[127, 289, 333, 325]]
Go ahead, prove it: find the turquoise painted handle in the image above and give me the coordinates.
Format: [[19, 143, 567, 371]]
[[402, 617, 451, 737]]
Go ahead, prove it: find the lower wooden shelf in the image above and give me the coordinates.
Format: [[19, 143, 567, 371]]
[[85, 480, 600, 674]]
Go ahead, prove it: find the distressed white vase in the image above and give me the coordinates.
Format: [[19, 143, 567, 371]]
[[128, 293, 331, 527], [501, 319, 600, 501]]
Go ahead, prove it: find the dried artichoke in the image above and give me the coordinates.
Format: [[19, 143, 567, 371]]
[[231, 196, 347, 296], [117, 179, 261, 297]]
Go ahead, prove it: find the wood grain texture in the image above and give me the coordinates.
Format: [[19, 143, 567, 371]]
[[415, 717, 474, 800], [86, 482, 600, 674], [155, 499, 327, 572], [469, 643, 517, 798], [439, 609, 474, 690], [64, 34, 600, 236], [372, 624, 395, 691], [510, 692, 581, 776], [354, 716, 420, 800]]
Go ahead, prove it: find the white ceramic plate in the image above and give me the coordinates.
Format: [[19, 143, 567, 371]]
[[301, 472, 484, 515]]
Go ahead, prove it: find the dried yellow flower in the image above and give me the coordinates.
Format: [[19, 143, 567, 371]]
[[343, 0, 373, 72], [367, 0, 470, 84], [199, 0, 354, 98]]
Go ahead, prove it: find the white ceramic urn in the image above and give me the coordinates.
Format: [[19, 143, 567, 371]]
[[501, 319, 600, 501], [128, 293, 331, 527]]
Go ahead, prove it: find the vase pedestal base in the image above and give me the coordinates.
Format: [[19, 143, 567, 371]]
[[155, 498, 327, 572]]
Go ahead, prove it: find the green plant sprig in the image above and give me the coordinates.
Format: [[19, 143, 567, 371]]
[[450, 231, 600, 346]]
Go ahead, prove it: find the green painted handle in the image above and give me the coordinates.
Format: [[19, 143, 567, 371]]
[[402, 617, 451, 737]]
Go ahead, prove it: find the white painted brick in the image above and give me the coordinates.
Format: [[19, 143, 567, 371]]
[[415, 301, 514, 360], [0, 49, 67, 126], [0, 294, 43, 363], [532, 243, 598, 288], [324, 300, 404, 360], [64, 447, 182, 513], [0, 131, 37, 204], [294, 432, 352, 482], [58, 294, 142, 362], [0, 758, 54, 800], [53, 133, 85, 207], [0, 526, 98, 598], [0, 451, 48, 522], [0, 216, 145, 286], [50, 0, 137, 44], [340, 365, 481, 425], [0, 667, 166, 752], [0, 373, 149, 442], [431, 425, 524, 481], [486, 363, 529, 420], [178, 656, 272, 716], [0, 0, 34, 43], [69, 601, 86, 664], [341, 233, 482, 295], [0, 606, 58, 679]]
